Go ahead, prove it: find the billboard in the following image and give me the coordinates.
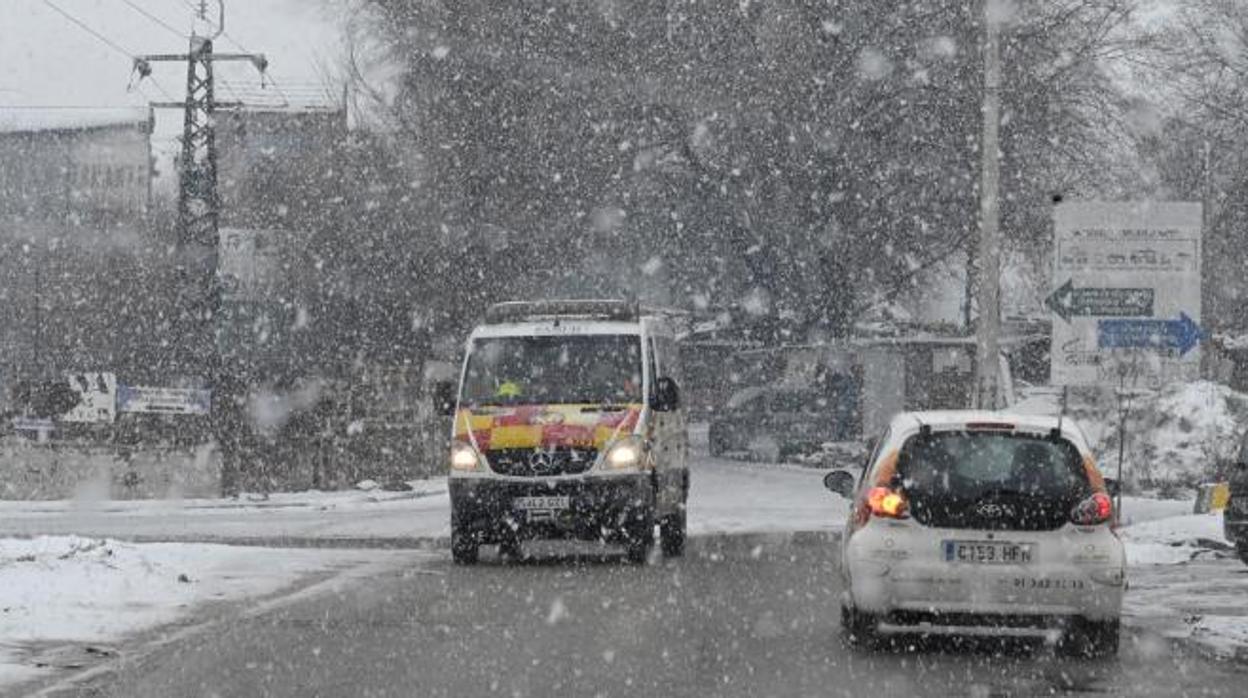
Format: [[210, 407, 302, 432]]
[[61, 371, 117, 424], [117, 386, 212, 416], [219, 227, 282, 301], [1049, 202, 1204, 388]]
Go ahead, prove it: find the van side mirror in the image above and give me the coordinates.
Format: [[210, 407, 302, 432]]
[[824, 470, 856, 499], [1103, 477, 1121, 498], [432, 381, 457, 417], [652, 377, 680, 412]]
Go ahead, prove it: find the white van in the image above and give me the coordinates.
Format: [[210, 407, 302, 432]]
[[441, 300, 689, 564]]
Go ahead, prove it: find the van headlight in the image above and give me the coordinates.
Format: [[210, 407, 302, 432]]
[[450, 441, 482, 472], [602, 436, 647, 470]]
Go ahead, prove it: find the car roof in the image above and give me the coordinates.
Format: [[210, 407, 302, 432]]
[[887, 410, 1091, 450]]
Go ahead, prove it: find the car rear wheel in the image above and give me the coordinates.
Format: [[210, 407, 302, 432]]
[[450, 528, 479, 565], [1060, 618, 1119, 658], [841, 604, 878, 649]]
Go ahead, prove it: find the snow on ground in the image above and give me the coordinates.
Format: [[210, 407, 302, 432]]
[[0, 479, 452, 543], [0, 536, 410, 691], [688, 459, 849, 536], [3, 443, 1246, 675], [0, 456, 845, 543], [1120, 509, 1228, 565], [1119, 509, 1248, 659]]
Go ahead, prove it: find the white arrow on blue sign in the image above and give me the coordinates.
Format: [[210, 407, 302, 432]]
[[1097, 312, 1205, 356]]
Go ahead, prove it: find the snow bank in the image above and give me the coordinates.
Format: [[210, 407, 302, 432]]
[[0, 537, 396, 690], [1120, 508, 1248, 659], [1015, 381, 1248, 489], [1119, 511, 1228, 565]]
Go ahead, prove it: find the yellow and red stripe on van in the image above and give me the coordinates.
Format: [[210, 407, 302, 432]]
[[454, 404, 641, 451]]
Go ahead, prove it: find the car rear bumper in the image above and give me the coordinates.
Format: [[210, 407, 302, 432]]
[[844, 521, 1126, 622], [875, 610, 1084, 641], [449, 474, 653, 543]]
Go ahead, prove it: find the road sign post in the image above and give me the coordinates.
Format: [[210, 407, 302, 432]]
[[1049, 202, 1204, 388]]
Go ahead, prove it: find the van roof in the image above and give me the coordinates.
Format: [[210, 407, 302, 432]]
[[470, 320, 647, 340], [484, 300, 639, 324]]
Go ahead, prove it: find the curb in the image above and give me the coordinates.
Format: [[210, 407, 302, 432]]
[[1, 529, 842, 552]]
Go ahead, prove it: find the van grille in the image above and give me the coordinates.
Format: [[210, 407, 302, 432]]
[[486, 448, 598, 477]]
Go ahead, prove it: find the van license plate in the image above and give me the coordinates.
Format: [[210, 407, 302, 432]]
[[944, 540, 1032, 564], [513, 496, 570, 511]]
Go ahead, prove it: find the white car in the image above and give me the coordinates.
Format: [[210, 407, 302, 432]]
[[825, 411, 1125, 656]]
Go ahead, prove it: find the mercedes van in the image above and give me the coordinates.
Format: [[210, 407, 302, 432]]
[[441, 300, 689, 564]]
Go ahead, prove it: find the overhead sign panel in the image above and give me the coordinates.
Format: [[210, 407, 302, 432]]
[[1050, 202, 1203, 387]]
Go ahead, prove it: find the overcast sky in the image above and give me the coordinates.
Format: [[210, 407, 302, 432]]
[[1, 0, 347, 170]]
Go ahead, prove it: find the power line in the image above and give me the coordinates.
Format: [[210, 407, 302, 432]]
[[147, 77, 181, 103], [43, 0, 136, 60], [41, 0, 180, 103], [120, 0, 188, 40]]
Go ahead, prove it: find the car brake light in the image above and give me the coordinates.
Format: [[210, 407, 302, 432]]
[[1071, 492, 1113, 525], [964, 422, 1015, 431], [866, 486, 908, 519]]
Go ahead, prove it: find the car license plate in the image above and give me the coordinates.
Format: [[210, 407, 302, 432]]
[[513, 496, 570, 511], [943, 540, 1033, 565]]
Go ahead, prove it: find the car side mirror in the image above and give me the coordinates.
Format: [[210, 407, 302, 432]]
[[432, 381, 457, 417], [652, 377, 680, 412], [1103, 477, 1121, 498], [823, 470, 856, 499]]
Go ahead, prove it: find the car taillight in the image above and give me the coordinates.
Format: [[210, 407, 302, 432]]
[[1071, 492, 1113, 525], [866, 486, 908, 519]]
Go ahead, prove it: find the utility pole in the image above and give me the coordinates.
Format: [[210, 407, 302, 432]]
[[1200, 137, 1214, 379], [974, 0, 1003, 410], [135, 1, 267, 494]]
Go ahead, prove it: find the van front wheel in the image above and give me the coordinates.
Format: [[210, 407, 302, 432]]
[[660, 509, 686, 558], [450, 528, 479, 565]]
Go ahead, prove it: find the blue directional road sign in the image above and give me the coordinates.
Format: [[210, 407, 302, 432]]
[[1097, 312, 1205, 356]]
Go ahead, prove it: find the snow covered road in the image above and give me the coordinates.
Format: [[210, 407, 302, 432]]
[[2, 454, 1246, 693], [0, 456, 848, 545]]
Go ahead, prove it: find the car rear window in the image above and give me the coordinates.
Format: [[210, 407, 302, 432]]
[[898, 432, 1089, 498]]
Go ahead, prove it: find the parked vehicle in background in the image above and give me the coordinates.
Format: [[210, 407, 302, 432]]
[[440, 300, 689, 565], [1224, 435, 1248, 565], [708, 380, 857, 460], [826, 411, 1125, 656]]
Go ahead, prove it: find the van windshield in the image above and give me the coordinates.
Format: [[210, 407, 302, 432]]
[[461, 335, 643, 407]]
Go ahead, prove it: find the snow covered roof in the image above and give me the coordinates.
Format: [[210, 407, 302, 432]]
[[0, 107, 152, 135]]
